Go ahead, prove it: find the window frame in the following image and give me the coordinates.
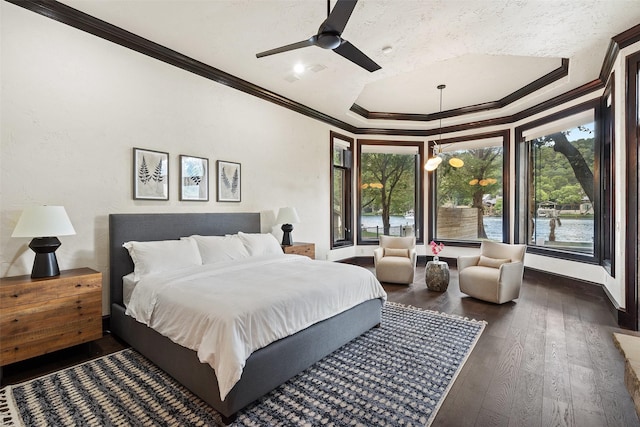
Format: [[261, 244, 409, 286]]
[[514, 99, 601, 263], [356, 139, 424, 245], [601, 75, 616, 276], [427, 130, 511, 247], [330, 131, 354, 249]]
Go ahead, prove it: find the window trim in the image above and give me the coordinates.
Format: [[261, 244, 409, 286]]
[[356, 139, 424, 245], [427, 130, 511, 247], [514, 99, 601, 263], [330, 131, 354, 249], [601, 74, 615, 276]]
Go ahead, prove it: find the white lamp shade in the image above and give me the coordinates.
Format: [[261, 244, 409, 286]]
[[425, 156, 443, 171], [12, 206, 76, 238], [276, 207, 301, 225]]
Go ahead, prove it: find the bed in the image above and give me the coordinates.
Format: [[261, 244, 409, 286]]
[[109, 213, 385, 423]]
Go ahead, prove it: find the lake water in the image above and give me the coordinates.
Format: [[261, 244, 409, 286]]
[[361, 215, 594, 244], [484, 216, 593, 243]]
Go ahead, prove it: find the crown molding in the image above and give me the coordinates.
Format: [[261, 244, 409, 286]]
[[350, 58, 570, 122], [6, 0, 638, 139]]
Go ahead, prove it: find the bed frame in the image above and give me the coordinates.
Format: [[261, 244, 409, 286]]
[[109, 213, 382, 422]]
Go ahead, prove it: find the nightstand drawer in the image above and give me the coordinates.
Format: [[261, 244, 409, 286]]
[[0, 268, 101, 309], [282, 242, 315, 259], [1, 293, 101, 336]]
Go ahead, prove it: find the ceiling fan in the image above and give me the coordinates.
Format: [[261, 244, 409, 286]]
[[256, 0, 381, 72]]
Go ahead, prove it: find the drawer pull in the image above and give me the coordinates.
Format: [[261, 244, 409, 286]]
[[12, 294, 18, 298], [12, 318, 18, 322], [75, 283, 82, 288]]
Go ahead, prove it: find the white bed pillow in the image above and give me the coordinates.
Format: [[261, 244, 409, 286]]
[[123, 238, 202, 281], [237, 232, 283, 256], [185, 235, 250, 264], [122, 273, 137, 307]]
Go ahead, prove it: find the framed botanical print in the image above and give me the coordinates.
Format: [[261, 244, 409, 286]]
[[217, 160, 241, 202], [133, 148, 169, 200], [179, 155, 209, 201]]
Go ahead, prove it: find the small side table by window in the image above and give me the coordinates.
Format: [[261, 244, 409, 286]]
[[425, 259, 450, 291], [282, 242, 315, 259]]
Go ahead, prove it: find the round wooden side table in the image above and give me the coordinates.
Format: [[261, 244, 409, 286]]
[[425, 259, 450, 291]]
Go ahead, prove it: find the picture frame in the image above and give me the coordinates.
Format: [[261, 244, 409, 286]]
[[133, 147, 169, 200], [217, 160, 241, 202], [179, 155, 209, 201]]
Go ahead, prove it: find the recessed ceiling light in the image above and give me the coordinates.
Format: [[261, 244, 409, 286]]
[[381, 46, 393, 54], [293, 63, 306, 74]]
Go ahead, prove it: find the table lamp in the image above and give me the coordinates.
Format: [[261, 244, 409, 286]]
[[276, 207, 300, 246], [12, 206, 76, 278]]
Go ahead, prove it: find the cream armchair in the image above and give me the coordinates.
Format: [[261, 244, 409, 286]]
[[373, 235, 417, 284], [457, 241, 526, 304]]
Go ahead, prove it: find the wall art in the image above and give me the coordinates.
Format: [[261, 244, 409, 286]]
[[133, 147, 169, 200], [180, 155, 209, 201], [217, 160, 241, 202]]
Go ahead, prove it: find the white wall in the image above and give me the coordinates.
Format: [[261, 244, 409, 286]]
[[0, 4, 334, 313]]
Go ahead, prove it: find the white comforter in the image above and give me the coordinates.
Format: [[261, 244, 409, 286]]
[[125, 254, 387, 400]]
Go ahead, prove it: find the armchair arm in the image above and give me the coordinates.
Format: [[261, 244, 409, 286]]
[[498, 261, 524, 284], [373, 247, 384, 266], [409, 248, 417, 268], [457, 255, 480, 272]]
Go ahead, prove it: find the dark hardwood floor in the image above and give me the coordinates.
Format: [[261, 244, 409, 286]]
[[2, 263, 638, 426]]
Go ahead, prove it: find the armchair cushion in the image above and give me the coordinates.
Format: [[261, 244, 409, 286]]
[[477, 255, 511, 269], [384, 248, 410, 258]]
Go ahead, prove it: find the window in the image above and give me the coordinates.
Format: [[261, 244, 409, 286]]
[[601, 79, 615, 275], [357, 140, 423, 244], [330, 132, 353, 248], [429, 131, 508, 243], [516, 103, 598, 258]]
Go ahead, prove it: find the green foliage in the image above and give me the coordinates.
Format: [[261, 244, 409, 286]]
[[435, 147, 503, 208], [360, 152, 416, 233], [532, 136, 593, 206]]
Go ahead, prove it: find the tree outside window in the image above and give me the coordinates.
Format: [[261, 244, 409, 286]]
[[526, 120, 595, 254], [358, 142, 423, 243]]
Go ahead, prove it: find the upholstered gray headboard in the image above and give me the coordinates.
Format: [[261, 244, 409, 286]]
[[109, 213, 260, 306]]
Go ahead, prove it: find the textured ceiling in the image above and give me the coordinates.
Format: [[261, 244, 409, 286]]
[[59, 0, 640, 129]]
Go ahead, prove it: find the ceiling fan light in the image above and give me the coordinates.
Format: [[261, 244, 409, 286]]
[[449, 158, 464, 168]]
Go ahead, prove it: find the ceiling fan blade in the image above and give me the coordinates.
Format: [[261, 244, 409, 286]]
[[256, 36, 317, 58], [322, 0, 358, 34], [334, 40, 381, 72]]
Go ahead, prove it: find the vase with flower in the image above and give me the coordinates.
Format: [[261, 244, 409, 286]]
[[430, 240, 444, 262], [426, 241, 449, 291]]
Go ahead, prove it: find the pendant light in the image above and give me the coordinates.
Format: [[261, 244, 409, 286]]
[[425, 84, 446, 171], [425, 84, 464, 171], [444, 85, 463, 168]]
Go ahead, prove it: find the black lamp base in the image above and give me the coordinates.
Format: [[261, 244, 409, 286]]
[[29, 237, 61, 278], [281, 223, 293, 246]]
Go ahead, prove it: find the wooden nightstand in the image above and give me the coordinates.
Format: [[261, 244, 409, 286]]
[[282, 242, 315, 259], [0, 268, 103, 368]]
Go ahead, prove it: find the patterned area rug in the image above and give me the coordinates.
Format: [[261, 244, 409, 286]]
[[0, 302, 485, 426]]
